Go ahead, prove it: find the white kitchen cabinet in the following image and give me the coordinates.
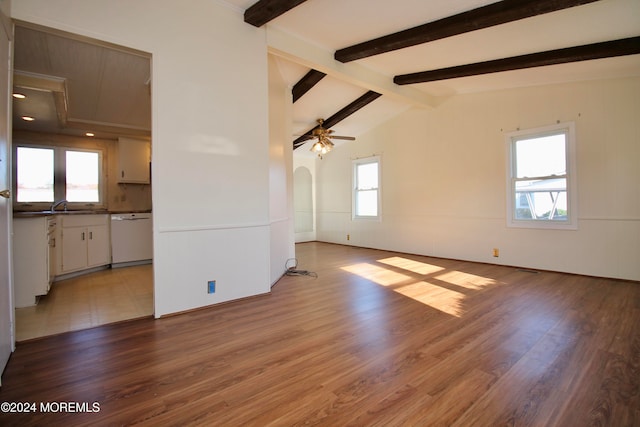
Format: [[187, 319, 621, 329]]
[[61, 226, 88, 272], [117, 137, 150, 184], [13, 217, 52, 307], [87, 224, 110, 267], [60, 214, 110, 274]]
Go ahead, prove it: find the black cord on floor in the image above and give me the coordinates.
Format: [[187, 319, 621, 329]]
[[284, 258, 318, 278]]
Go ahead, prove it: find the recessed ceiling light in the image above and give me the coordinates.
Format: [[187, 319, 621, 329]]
[[86, 132, 95, 137], [12, 93, 26, 99], [21, 116, 35, 121]]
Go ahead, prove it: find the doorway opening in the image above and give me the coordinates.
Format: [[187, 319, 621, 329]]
[[11, 22, 154, 341]]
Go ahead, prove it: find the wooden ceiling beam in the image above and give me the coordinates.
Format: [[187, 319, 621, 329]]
[[292, 69, 326, 103], [322, 91, 382, 129], [293, 90, 382, 148], [267, 27, 436, 107], [244, 0, 308, 27], [394, 37, 640, 85], [335, 0, 601, 63]]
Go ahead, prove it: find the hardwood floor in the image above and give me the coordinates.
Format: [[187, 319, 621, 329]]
[[0, 242, 638, 426], [14, 264, 153, 341]]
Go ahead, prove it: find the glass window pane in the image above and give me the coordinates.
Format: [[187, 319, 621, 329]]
[[357, 163, 378, 190], [515, 133, 566, 178], [17, 147, 54, 202], [66, 151, 100, 202], [515, 178, 567, 220], [357, 190, 378, 216], [353, 157, 381, 220]]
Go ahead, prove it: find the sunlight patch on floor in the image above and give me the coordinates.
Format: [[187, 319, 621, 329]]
[[395, 281, 465, 317], [341, 261, 464, 317], [434, 270, 498, 290], [342, 263, 413, 287], [377, 256, 444, 275]]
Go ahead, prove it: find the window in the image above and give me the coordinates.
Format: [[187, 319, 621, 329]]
[[65, 150, 100, 202], [353, 156, 381, 220], [16, 146, 54, 202], [506, 122, 577, 229], [15, 145, 104, 209]]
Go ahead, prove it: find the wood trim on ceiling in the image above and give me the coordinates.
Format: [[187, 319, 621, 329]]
[[293, 90, 382, 148], [292, 70, 326, 103], [335, 0, 601, 63], [244, 0, 309, 27], [394, 36, 640, 85]]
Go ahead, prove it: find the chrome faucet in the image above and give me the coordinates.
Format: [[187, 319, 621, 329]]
[[51, 199, 68, 212]]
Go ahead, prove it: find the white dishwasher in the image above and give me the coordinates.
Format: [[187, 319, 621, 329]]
[[110, 213, 153, 266]]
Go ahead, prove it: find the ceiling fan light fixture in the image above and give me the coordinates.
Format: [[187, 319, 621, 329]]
[[306, 118, 353, 158], [310, 137, 333, 157], [311, 140, 324, 153]]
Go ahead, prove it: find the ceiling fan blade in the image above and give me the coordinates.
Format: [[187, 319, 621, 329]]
[[293, 138, 312, 148], [328, 135, 355, 141], [294, 119, 356, 150]]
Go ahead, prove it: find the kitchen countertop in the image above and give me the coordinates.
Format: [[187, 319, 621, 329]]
[[13, 210, 151, 218]]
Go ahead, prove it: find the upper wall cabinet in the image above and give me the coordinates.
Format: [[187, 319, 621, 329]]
[[117, 137, 151, 184]]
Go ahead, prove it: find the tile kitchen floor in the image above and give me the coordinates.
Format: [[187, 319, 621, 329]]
[[14, 264, 153, 341]]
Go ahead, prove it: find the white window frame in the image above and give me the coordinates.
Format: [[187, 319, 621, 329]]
[[505, 122, 577, 230], [13, 143, 106, 211], [352, 155, 381, 221]]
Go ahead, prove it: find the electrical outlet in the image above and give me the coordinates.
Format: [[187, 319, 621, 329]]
[[493, 248, 499, 257], [208, 280, 216, 294]]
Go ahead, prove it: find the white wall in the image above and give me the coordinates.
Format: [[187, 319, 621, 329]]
[[268, 55, 295, 285], [12, 0, 276, 315], [316, 77, 640, 281]]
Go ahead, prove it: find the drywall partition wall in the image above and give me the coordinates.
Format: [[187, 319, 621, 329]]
[[268, 55, 295, 285], [12, 0, 273, 316], [315, 77, 640, 281]]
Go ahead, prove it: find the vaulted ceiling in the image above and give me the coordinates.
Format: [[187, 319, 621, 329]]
[[233, 0, 640, 153], [10, 1, 640, 151]]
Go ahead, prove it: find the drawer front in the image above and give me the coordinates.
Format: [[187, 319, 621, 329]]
[[61, 214, 108, 228]]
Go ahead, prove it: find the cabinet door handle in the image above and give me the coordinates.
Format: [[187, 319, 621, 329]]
[[121, 170, 125, 178], [82, 232, 85, 241], [90, 231, 93, 240]]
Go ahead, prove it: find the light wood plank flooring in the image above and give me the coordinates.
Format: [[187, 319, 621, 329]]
[[14, 264, 153, 341], [1, 242, 638, 426]]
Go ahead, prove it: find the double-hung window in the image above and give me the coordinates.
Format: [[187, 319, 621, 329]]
[[15, 144, 104, 210], [506, 122, 577, 229], [353, 156, 381, 220]]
